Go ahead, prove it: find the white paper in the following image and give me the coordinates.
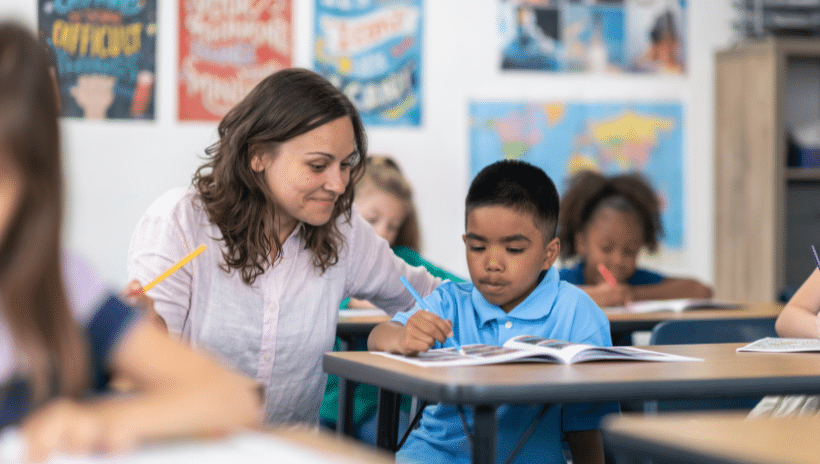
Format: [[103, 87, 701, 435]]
[[0, 431, 362, 464], [604, 298, 742, 314], [737, 337, 820, 353]]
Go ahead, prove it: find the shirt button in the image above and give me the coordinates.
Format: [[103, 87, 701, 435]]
[[505, 321, 513, 329], [263, 355, 271, 361]]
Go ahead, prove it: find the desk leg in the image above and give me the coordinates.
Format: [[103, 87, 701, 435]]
[[472, 404, 496, 464], [376, 388, 400, 451], [337, 378, 357, 436], [335, 338, 356, 437]]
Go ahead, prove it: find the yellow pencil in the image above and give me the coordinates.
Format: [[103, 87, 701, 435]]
[[141, 244, 207, 292]]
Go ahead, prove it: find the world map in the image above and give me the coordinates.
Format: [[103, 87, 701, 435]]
[[470, 101, 683, 248]]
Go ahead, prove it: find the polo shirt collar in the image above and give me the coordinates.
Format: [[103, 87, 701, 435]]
[[472, 267, 560, 326]]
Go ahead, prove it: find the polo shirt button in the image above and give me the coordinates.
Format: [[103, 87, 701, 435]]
[[264, 355, 271, 361], [505, 321, 512, 329]]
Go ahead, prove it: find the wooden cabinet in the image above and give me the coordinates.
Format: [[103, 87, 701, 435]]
[[715, 39, 820, 301]]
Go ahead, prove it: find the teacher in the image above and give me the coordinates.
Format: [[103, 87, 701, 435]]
[[127, 68, 441, 424]]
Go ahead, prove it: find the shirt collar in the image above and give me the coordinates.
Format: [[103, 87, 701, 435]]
[[472, 267, 560, 326]]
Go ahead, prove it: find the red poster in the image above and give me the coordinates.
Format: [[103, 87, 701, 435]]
[[179, 0, 292, 121]]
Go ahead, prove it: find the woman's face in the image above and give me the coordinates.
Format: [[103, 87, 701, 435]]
[[355, 186, 409, 246], [251, 116, 358, 240], [0, 150, 24, 248]]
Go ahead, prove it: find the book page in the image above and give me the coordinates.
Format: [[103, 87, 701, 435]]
[[374, 344, 554, 367], [504, 335, 702, 363], [737, 337, 820, 352]]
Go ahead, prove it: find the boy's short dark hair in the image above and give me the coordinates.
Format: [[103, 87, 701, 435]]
[[466, 160, 559, 242]]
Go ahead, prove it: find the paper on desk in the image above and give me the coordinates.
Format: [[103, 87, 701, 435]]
[[5, 431, 362, 464], [737, 337, 820, 353], [338, 308, 388, 318], [604, 298, 742, 314]]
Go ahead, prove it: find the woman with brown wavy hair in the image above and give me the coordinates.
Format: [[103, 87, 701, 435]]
[[127, 68, 441, 426], [0, 21, 263, 461]]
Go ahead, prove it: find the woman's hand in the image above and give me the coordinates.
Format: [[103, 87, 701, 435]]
[[121, 280, 167, 333], [346, 298, 378, 309], [20, 398, 134, 462]]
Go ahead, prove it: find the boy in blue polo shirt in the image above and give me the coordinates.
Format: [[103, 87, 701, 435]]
[[368, 160, 618, 464]]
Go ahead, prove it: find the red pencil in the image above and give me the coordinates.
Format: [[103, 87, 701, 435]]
[[597, 263, 618, 287]]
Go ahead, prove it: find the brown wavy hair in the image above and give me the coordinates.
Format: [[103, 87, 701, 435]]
[[558, 170, 663, 260], [0, 22, 86, 400], [193, 68, 367, 285], [356, 156, 420, 251]]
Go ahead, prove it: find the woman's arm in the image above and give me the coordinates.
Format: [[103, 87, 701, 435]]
[[21, 319, 263, 461], [628, 277, 713, 301], [776, 269, 820, 338]]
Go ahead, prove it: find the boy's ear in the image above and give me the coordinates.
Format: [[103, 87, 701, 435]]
[[462, 234, 467, 245], [543, 237, 561, 269]]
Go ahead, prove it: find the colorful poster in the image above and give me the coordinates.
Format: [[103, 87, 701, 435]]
[[39, 0, 157, 120], [314, 0, 423, 126], [179, 0, 293, 121], [499, 0, 685, 74], [470, 101, 684, 248]]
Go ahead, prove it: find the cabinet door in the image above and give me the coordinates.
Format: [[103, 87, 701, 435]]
[[714, 45, 780, 301]]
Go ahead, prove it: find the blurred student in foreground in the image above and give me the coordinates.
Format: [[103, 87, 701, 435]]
[[0, 21, 262, 462]]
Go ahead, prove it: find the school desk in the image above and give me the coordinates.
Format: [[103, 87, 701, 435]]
[[324, 343, 820, 464], [602, 412, 819, 464], [334, 309, 391, 435], [604, 301, 783, 335], [331, 303, 783, 434], [4, 427, 394, 463]]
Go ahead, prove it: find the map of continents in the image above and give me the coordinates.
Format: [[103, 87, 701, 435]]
[[470, 101, 683, 248]]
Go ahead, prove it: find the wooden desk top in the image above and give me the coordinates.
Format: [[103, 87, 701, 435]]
[[272, 427, 394, 463], [324, 343, 820, 405], [604, 301, 783, 332], [602, 412, 820, 464]]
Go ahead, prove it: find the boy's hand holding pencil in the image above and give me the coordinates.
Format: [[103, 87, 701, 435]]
[[399, 310, 455, 356], [396, 276, 458, 356]]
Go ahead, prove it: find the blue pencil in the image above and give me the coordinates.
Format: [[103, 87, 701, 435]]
[[399, 276, 466, 355], [812, 245, 820, 271]]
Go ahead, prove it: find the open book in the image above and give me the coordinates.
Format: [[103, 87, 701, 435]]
[[737, 337, 820, 353], [603, 298, 742, 314], [375, 335, 702, 367]]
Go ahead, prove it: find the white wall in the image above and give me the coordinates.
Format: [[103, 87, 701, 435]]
[[1, 0, 737, 287]]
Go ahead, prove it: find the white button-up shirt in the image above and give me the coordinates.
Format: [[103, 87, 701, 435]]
[[127, 187, 441, 424]]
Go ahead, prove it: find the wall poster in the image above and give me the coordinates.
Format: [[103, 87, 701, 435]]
[[39, 0, 157, 120], [179, 0, 293, 121], [314, 0, 423, 126], [470, 100, 684, 249], [499, 0, 686, 74]]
